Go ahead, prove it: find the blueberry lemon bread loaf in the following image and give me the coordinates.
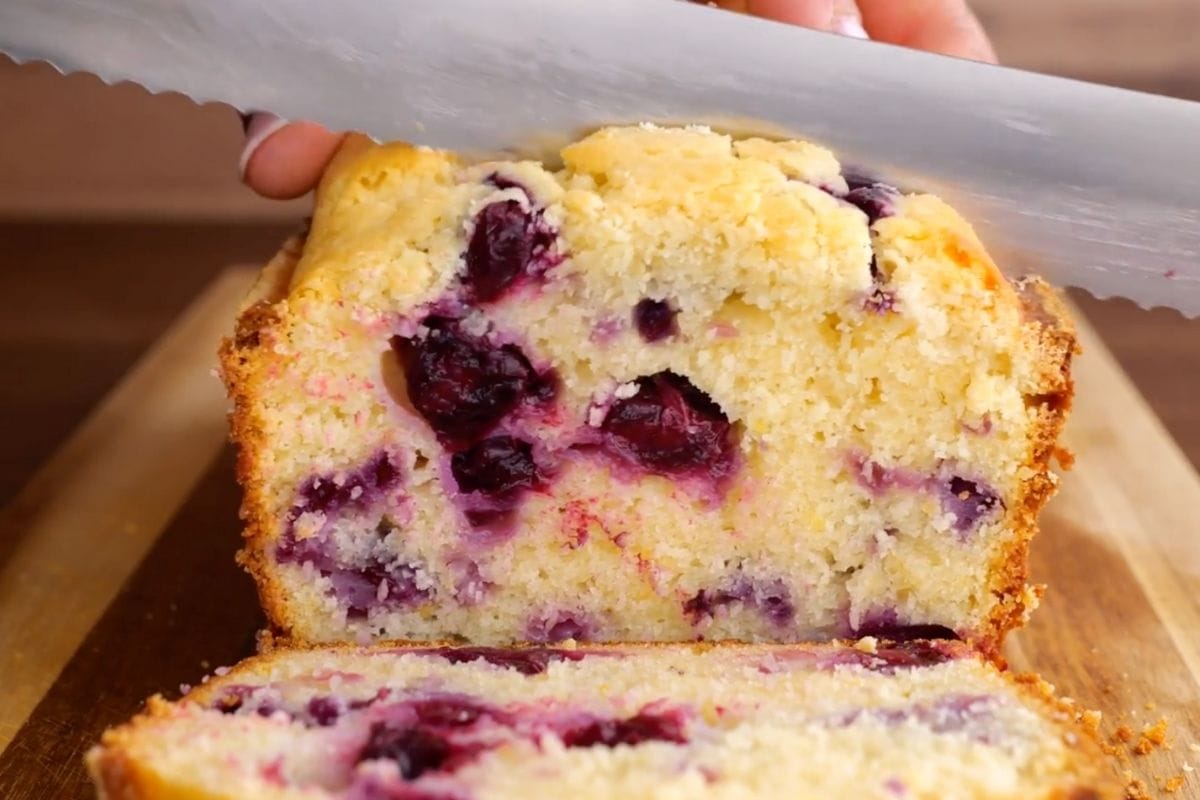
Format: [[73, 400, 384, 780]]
[[88, 641, 1115, 800], [221, 125, 1077, 650]]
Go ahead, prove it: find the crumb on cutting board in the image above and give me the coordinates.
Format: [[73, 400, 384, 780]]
[[1160, 774, 1185, 793], [1123, 770, 1150, 800], [1134, 718, 1170, 755]]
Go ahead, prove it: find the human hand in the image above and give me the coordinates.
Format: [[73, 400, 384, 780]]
[[238, 0, 995, 200]]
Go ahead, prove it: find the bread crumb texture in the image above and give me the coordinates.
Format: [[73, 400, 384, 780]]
[[221, 125, 1076, 649]]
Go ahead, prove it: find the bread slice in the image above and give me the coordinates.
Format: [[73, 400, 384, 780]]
[[220, 125, 1076, 651], [87, 640, 1115, 799]]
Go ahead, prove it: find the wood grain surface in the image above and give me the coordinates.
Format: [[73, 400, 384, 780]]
[[0, 268, 256, 753], [0, 269, 1196, 798]]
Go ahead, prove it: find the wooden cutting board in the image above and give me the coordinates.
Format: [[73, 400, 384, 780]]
[[0, 267, 1197, 799]]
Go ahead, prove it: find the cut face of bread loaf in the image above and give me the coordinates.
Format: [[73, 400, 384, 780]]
[[87, 641, 1115, 800], [221, 125, 1076, 650]]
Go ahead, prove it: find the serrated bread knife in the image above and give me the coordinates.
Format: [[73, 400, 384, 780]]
[[2, 0, 1198, 315]]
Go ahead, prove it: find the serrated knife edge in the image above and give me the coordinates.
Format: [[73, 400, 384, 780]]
[[2, 0, 1198, 315]]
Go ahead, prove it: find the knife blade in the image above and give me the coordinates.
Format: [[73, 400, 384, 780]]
[[2, 0, 1198, 315]]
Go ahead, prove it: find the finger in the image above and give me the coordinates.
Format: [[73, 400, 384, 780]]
[[239, 114, 347, 200], [744, 0, 835, 28], [829, 0, 868, 39], [702, 0, 868, 36], [855, 0, 997, 62]]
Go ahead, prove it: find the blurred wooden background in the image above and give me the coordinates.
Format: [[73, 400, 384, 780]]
[[0, 0, 1197, 505]]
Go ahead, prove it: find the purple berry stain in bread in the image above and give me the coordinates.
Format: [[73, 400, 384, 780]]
[[599, 372, 737, 482], [326, 560, 431, 619], [353, 693, 690, 783], [410, 696, 491, 728], [305, 696, 343, 727], [853, 609, 959, 643], [291, 451, 403, 520], [830, 694, 998, 742], [846, 452, 926, 496], [526, 611, 594, 643], [846, 455, 1003, 538], [356, 695, 500, 778], [562, 707, 690, 748], [360, 723, 453, 780], [416, 646, 589, 675], [277, 453, 433, 616], [632, 298, 679, 342], [870, 640, 957, 670], [462, 188, 559, 303], [684, 577, 795, 628], [392, 318, 557, 445], [940, 476, 1002, 534]]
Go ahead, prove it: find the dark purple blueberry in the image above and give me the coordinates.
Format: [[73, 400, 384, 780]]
[[393, 318, 554, 444], [844, 184, 900, 224], [359, 723, 450, 780], [940, 476, 1002, 532], [600, 372, 736, 479], [462, 200, 557, 303], [632, 299, 679, 343], [306, 696, 343, 727], [563, 709, 689, 748], [419, 646, 588, 676], [451, 436, 541, 497]]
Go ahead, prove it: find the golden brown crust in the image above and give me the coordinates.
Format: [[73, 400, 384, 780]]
[[218, 235, 306, 642], [1008, 673, 1122, 799], [87, 699, 208, 800], [978, 277, 1080, 663]]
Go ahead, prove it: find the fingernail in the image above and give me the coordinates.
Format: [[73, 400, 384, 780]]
[[238, 112, 289, 180], [834, 15, 869, 39], [830, 0, 869, 39]]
